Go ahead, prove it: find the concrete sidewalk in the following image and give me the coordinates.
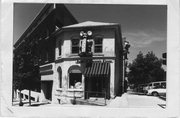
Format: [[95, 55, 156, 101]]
[[108, 93, 128, 107], [12, 93, 129, 107], [12, 99, 50, 107]]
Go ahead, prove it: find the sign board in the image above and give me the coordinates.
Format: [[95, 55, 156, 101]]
[[81, 38, 86, 52]]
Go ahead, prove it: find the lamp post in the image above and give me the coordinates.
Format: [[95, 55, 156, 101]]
[[79, 30, 93, 59], [79, 30, 93, 100]]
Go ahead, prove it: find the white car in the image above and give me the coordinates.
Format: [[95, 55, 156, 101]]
[[146, 87, 166, 96]]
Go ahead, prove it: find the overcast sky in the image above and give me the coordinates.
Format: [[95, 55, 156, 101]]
[[13, 3, 167, 62]]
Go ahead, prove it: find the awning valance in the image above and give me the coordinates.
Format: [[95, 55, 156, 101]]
[[84, 62, 110, 77]]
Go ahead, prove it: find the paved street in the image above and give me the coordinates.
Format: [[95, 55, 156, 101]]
[[126, 91, 166, 108], [2, 92, 166, 117], [12, 91, 166, 108]]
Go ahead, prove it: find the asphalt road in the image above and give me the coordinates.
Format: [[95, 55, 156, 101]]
[[126, 91, 166, 108]]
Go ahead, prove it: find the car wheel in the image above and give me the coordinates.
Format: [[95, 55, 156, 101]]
[[152, 92, 159, 96]]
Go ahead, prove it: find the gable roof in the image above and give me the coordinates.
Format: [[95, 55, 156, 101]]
[[14, 4, 78, 49], [63, 21, 119, 29]]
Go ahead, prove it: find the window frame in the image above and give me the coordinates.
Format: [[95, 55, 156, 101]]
[[69, 73, 82, 89], [71, 37, 80, 54], [94, 36, 103, 53], [58, 40, 62, 56], [57, 67, 62, 88], [45, 51, 49, 63]]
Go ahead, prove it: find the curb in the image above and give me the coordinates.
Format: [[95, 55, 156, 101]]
[[159, 96, 166, 100]]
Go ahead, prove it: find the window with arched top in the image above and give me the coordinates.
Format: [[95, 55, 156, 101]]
[[57, 67, 62, 88], [68, 65, 82, 89]]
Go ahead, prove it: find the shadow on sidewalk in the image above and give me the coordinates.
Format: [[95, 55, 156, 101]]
[[75, 98, 108, 106], [158, 104, 166, 109], [127, 91, 146, 96], [159, 96, 166, 101], [30, 102, 50, 107], [12, 100, 50, 107]]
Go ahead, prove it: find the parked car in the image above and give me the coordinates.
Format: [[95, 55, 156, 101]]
[[147, 81, 166, 89], [143, 81, 166, 94], [146, 86, 166, 96], [135, 84, 148, 93]]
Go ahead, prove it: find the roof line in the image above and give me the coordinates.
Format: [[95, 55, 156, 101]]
[[62, 21, 119, 29], [14, 4, 53, 47]]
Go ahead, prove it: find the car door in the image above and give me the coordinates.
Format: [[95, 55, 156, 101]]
[[157, 88, 166, 96]]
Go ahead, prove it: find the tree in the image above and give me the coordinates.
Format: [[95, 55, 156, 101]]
[[13, 47, 40, 106], [128, 51, 165, 86]]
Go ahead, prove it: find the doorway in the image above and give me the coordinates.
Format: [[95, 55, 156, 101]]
[[41, 81, 53, 101], [85, 76, 110, 99]]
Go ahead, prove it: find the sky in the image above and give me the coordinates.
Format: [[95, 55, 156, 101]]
[[13, 3, 167, 63]]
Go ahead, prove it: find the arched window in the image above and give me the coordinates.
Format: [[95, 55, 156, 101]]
[[57, 67, 62, 88], [68, 65, 82, 89]]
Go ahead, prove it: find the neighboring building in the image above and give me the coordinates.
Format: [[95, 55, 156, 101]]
[[14, 4, 124, 104], [13, 4, 77, 101], [14, 4, 77, 66]]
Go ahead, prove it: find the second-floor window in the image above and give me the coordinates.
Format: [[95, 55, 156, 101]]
[[94, 37, 103, 53], [59, 41, 61, 56], [71, 39, 80, 54], [45, 51, 49, 62]]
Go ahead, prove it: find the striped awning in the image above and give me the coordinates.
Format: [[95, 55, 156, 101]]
[[84, 62, 110, 77]]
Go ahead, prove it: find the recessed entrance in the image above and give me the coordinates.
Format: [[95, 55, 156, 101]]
[[84, 62, 111, 99], [85, 76, 110, 99], [41, 81, 53, 101]]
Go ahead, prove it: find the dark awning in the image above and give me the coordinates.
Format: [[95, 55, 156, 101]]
[[84, 62, 110, 77]]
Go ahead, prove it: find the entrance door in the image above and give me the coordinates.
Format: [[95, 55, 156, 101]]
[[42, 81, 53, 101], [91, 77, 104, 97], [85, 77, 110, 99], [46, 81, 52, 100]]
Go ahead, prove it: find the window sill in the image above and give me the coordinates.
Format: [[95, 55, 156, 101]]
[[56, 88, 63, 91], [57, 56, 62, 59], [67, 89, 83, 92], [93, 53, 104, 56], [70, 53, 79, 56], [68, 54, 79, 57]]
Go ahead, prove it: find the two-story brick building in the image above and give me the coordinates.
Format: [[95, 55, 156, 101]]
[[14, 4, 124, 104], [48, 21, 124, 104]]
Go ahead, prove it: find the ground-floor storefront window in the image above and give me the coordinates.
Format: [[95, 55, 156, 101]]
[[68, 65, 83, 89], [69, 73, 82, 89]]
